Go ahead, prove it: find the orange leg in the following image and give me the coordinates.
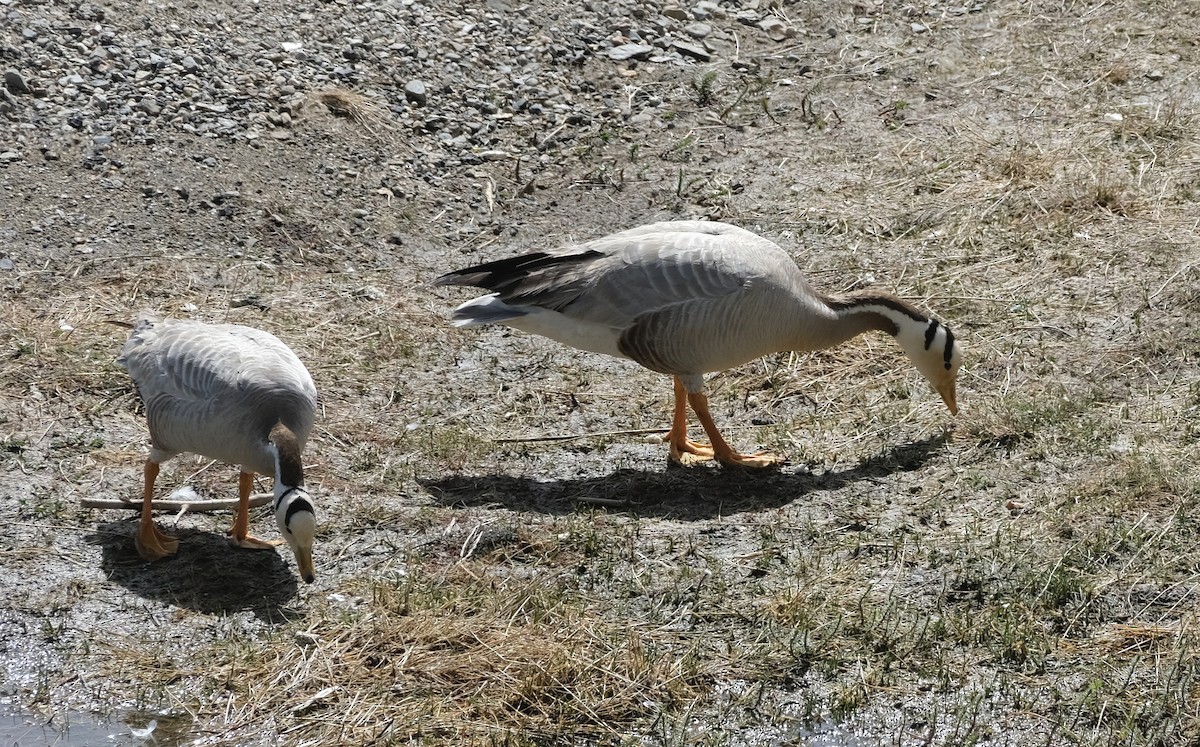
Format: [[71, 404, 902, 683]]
[[664, 376, 716, 465], [686, 390, 784, 469], [229, 471, 279, 550], [135, 461, 179, 561]]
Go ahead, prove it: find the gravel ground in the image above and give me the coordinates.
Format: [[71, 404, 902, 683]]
[[1, 0, 810, 193]]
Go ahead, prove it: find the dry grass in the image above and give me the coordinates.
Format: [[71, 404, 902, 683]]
[[203, 568, 713, 745], [299, 88, 403, 147], [5, 1, 1200, 745]]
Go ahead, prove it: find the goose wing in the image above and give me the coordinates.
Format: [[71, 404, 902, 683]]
[[439, 220, 796, 325], [118, 317, 317, 466], [438, 221, 810, 374]]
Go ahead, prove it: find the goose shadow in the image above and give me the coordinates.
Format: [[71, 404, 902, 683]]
[[87, 521, 302, 623], [420, 433, 948, 520]]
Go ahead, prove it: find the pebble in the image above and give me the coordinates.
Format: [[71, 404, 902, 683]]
[[758, 17, 797, 41], [0, 0, 801, 178], [404, 79, 427, 106], [608, 43, 654, 61]]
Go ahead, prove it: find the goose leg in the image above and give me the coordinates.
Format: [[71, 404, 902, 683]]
[[685, 391, 783, 469], [135, 460, 179, 561], [665, 376, 716, 465], [229, 471, 280, 550]]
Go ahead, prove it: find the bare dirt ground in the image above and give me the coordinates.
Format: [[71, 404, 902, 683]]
[[2, 0, 1200, 745]]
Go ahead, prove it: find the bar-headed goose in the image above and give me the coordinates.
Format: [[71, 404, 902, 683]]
[[117, 315, 318, 582], [436, 220, 962, 468]]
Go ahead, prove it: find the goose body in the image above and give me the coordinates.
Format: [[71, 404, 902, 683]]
[[117, 316, 318, 582], [438, 220, 962, 467]]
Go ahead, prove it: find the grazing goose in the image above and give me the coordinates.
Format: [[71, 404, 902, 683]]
[[117, 315, 318, 583], [436, 220, 962, 468]]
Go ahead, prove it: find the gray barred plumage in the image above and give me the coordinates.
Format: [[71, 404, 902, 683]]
[[437, 220, 963, 468], [118, 315, 319, 582]]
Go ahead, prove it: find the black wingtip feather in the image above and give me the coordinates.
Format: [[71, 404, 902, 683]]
[[437, 250, 603, 293]]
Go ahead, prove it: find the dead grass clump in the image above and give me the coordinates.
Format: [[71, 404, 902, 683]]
[[1090, 623, 1179, 656], [1059, 174, 1141, 218], [1110, 103, 1194, 147], [1065, 453, 1195, 518], [300, 88, 400, 144], [1100, 63, 1133, 86], [993, 141, 1057, 187], [0, 295, 133, 404], [207, 568, 713, 745]]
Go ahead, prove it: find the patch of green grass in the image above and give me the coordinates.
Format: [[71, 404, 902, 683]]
[[690, 71, 720, 108]]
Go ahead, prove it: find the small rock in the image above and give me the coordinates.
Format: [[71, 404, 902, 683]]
[[607, 43, 654, 61], [352, 285, 386, 301], [673, 41, 711, 61], [684, 22, 712, 39], [911, 22, 929, 33], [404, 79, 427, 105], [280, 41, 303, 53], [758, 16, 796, 41], [3, 70, 32, 95], [181, 55, 199, 73], [1146, 69, 1164, 81], [662, 6, 689, 20], [0, 151, 20, 163], [0, 255, 13, 271]]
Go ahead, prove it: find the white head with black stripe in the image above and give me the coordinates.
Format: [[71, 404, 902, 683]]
[[894, 315, 963, 415], [267, 423, 316, 584]]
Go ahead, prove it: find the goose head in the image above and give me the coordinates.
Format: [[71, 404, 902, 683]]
[[274, 485, 316, 583], [895, 317, 962, 415]]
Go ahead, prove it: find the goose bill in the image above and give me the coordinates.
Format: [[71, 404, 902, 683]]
[[935, 380, 958, 416], [294, 547, 316, 584]]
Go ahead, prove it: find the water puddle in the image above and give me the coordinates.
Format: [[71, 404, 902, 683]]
[[0, 703, 193, 746]]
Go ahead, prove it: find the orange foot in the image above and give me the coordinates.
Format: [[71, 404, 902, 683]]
[[666, 432, 716, 466], [229, 528, 282, 550], [135, 523, 179, 561], [715, 449, 786, 469]]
